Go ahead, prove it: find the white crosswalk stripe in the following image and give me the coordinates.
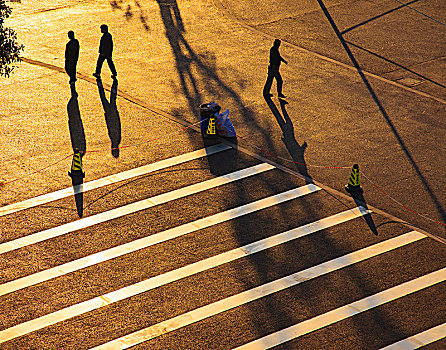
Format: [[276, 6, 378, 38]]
[[233, 267, 446, 350], [0, 144, 230, 218], [1, 205, 362, 343], [89, 231, 428, 350], [379, 323, 446, 349], [1, 148, 444, 350], [0, 162, 274, 255], [0, 185, 320, 297]]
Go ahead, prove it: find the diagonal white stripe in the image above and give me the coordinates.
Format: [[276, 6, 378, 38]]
[[379, 323, 446, 350], [0, 207, 368, 344], [0, 144, 230, 218], [0, 184, 321, 296], [234, 265, 445, 350], [0, 162, 274, 255], [89, 231, 427, 350]]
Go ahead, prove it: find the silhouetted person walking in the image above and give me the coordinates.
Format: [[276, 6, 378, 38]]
[[65, 31, 79, 85], [263, 39, 287, 98], [93, 24, 117, 80]]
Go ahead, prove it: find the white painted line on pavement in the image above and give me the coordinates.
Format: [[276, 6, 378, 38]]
[[89, 231, 428, 350], [380, 323, 446, 350], [0, 184, 321, 296], [0, 162, 274, 255], [0, 144, 230, 217], [0, 206, 368, 344], [234, 264, 445, 350]]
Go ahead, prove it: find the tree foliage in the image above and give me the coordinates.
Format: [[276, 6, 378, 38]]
[[0, 0, 24, 77]]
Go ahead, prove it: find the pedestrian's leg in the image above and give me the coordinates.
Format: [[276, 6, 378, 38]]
[[71, 62, 77, 83], [276, 71, 284, 97], [263, 72, 274, 96], [66, 64, 76, 84], [106, 57, 117, 77], [95, 55, 105, 76]]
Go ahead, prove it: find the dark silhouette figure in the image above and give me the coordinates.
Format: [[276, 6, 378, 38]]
[[97, 79, 121, 157], [264, 96, 312, 183], [65, 31, 79, 85], [263, 39, 287, 98], [93, 24, 117, 80], [67, 84, 86, 217], [67, 84, 86, 153]]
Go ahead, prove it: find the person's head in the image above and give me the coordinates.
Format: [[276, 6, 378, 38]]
[[68, 30, 75, 39], [273, 39, 281, 47], [100, 24, 108, 33]]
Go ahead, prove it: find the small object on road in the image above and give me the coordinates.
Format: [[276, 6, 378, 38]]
[[68, 149, 85, 217], [68, 149, 85, 182], [200, 102, 221, 138], [345, 164, 363, 193], [215, 109, 236, 138]]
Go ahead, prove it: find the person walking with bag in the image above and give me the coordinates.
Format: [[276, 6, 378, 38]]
[[93, 24, 117, 80], [263, 39, 287, 98]]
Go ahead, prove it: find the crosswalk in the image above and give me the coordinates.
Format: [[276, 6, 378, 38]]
[[1, 145, 445, 349]]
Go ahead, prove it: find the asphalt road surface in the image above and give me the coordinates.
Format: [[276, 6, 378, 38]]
[[1, 0, 445, 349], [1, 139, 445, 349]]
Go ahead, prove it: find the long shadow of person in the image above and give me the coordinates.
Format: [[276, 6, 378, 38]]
[[264, 96, 313, 184], [68, 84, 86, 153], [97, 79, 121, 157], [67, 84, 86, 217]]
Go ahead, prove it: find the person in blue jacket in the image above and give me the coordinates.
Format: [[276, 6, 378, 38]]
[[93, 24, 117, 80], [263, 39, 287, 98]]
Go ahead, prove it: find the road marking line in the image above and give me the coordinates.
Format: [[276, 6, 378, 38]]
[[0, 206, 369, 343], [0, 144, 230, 217], [0, 184, 321, 296], [380, 323, 446, 349], [88, 230, 428, 350], [234, 265, 445, 350], [0, 162, 274, 255]]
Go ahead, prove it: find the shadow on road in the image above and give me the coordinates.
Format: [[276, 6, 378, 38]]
[[264, 96, 312, 184], [203, 137, 239, 176], [151, 0, 360, 343], [109, 0, 151, 31], [316, 0, 446, 232], [67, 84, 86, 153], [103, 0, 398, 345], [351, 191, 378, 235], [341, 0, 421, 35], [67, 84, 86, 217], [97, 79, 121, 158], [346, 41, 446, 90], [316, 0, 444, 343]]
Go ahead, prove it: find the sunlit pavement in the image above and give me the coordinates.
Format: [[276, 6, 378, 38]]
[[1, 0, 445, 235], [0, 1, 446, 349]]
